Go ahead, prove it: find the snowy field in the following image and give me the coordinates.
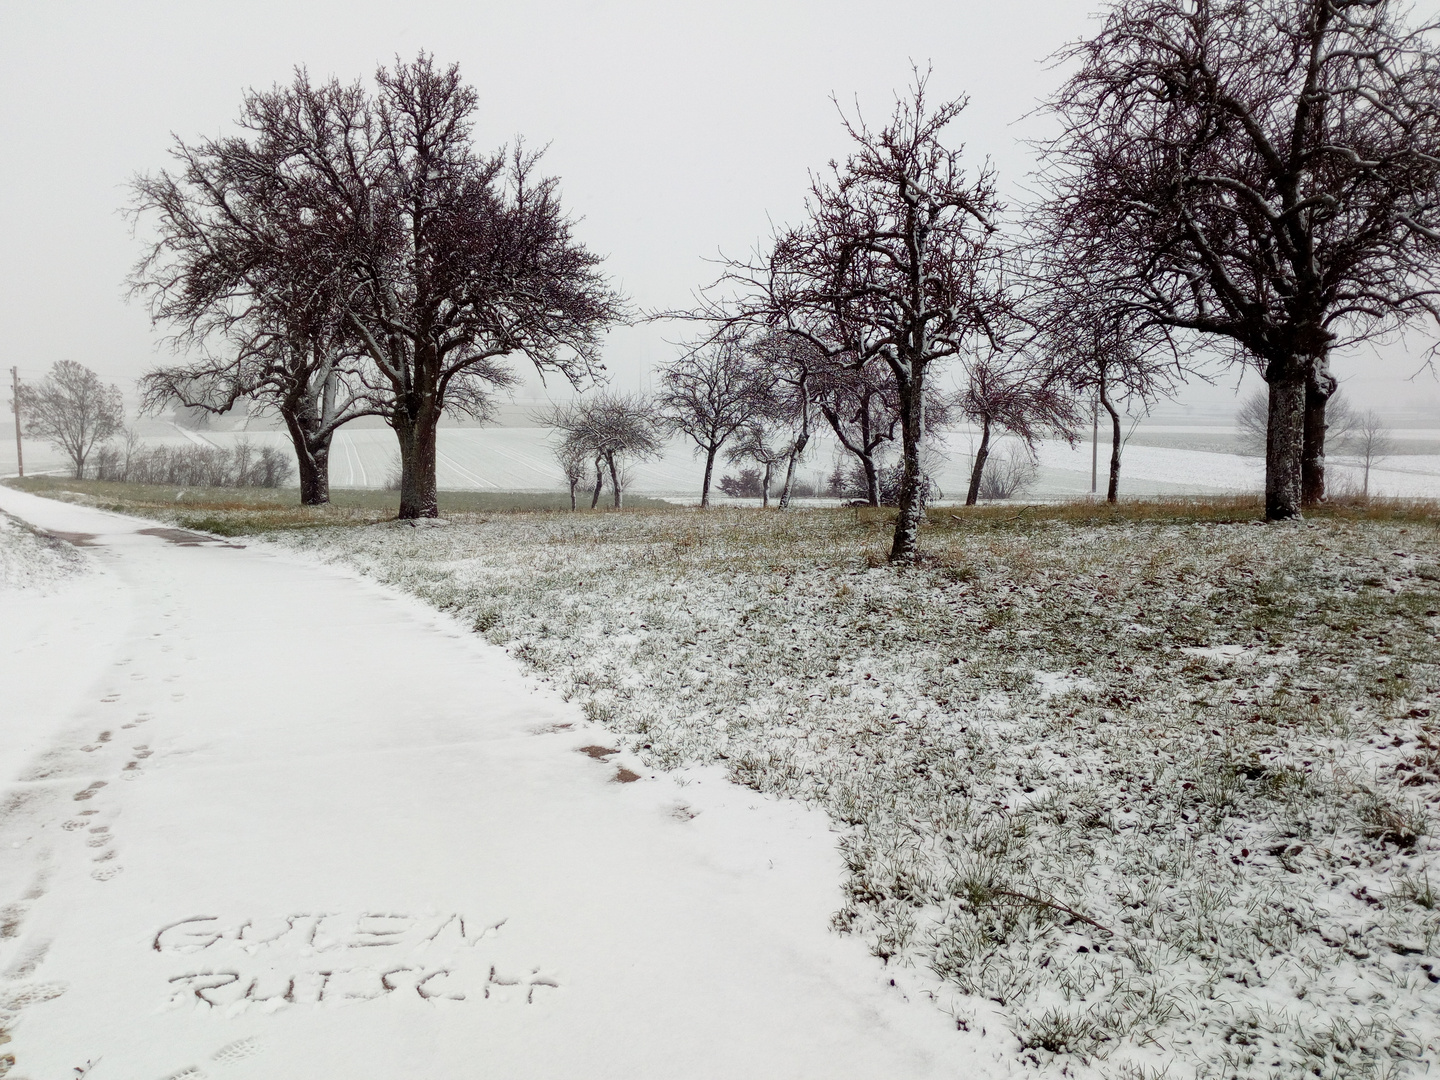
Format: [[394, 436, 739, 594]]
[[5, 421, 1440, 501], [250, 507, 1439, 1079], [3, 483, 1440, 1077]]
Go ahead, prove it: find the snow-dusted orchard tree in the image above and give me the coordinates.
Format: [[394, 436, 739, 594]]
[[958, 351, 1077, 506], [1352, 409, 1396, 494], [131, 259, 372, 504], [552, 440, 588, 511], [130, 77, 395, 505], [537, 394, 661, 509], [724, 419, 790, 508], [1041, 292, 1185, 503], [695, 72, 1009, 560], [16, 361, 124, 479], [810, 358, 900, 508], [134, 56, 625, 519], [1037, 0, 1440, 519], [748, 332, 824, 509], [656, 331, 765, 508]]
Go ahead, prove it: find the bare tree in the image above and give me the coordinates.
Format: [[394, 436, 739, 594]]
[[725, 420, 790, 508], [538, 394, 661, 509], [1351, 409, 1396, 495], [134, 57, 625, 519], [656, 331, 763, 507], [811, 359, 899, 507], [699, 72, 1008, 559], [977, 443, 1040, 500], [1043, 294, 1184, 502], [537, 402, 606, 508], [136, 325, 373, 506], [748, 332, 823, 509], [1038, 0, 1440, 520], [553, 440, 587, 511], [958, 352, 1078, 506], [129, 132, 378, 505], [18, 361, 124, 479]]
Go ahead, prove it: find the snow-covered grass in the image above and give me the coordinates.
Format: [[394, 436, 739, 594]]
[[11, 482, 1440, 1077], [235, 503, 1438, 1079], [0, 508, 87, 590]]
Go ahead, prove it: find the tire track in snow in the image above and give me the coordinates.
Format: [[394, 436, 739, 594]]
[[347, 431, 368, 488]]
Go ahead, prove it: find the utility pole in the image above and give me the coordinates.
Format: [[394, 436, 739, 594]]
[[10, 367, 22, 478], [1090, 398, 1098, 495]]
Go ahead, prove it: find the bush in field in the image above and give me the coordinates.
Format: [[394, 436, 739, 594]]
[[90, 437, 292, 488], [718, 468, 765, 498], [977, 444, 1036, 500]]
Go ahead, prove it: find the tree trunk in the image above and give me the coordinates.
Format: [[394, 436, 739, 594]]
[[298, 439, 332, 506], [761, 461, 773, 508], [394, 411, 440, 519], [1302, 355, 1337, 507], [568, 478, 578, 511], [1264, 363, 1306, 521], [966, 417, 991, 507], [1100, 383, 1121, 504], [701, 444, 717, 509], [889, 371, 925, 562], [607, 451, 622, 509], [819, 401, 881, 507], [591, 458, 604, 509], [778, 432, 809, 509], [281, 410, 332, 506]]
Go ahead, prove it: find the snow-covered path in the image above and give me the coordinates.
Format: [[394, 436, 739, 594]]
[[0, 488, 969, 1080]]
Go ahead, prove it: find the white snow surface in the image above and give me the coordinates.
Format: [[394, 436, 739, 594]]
[[0, 486, 982, 1080]]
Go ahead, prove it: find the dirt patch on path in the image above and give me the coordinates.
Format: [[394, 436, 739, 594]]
[[136, 528, 244, 549]]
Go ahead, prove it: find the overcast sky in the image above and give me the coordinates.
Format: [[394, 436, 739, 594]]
[[3, 0, 1438, 423]]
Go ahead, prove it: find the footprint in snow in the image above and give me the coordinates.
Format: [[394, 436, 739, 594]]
[[210, 1037, 260, 1065], [0, 982, 67, 1010], [2, 939, 49, 979]]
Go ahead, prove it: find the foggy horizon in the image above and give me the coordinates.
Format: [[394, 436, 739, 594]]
[[4, 0, 1439, 426]]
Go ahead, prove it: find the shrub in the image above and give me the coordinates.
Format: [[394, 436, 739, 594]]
[[978, 445, 1037, 500], [90, 437, 292, 488], [718, 468, 766, 498]]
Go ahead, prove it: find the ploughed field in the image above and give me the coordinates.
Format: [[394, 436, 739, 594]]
[[13, 482, 1440, 1079]]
